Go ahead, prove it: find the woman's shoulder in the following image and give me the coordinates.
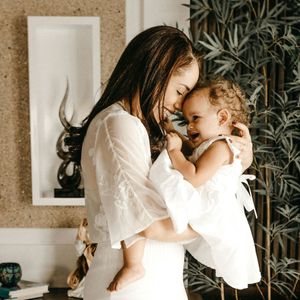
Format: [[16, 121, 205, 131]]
[[90, 102, 148, 139], [92, 102, 142, 128]]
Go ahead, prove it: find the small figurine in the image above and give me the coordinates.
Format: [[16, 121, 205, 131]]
[[67, 218, 97, 298], [55, 79, 84, 198]]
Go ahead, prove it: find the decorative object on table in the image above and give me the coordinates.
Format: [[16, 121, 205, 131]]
[[0, 279, 48, 299], [54, 79, 84, 198], [0, 262, 22, 287], [67, 218, 97, 298]]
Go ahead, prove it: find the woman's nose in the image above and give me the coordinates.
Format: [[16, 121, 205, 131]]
[[174, 100, 183, 112]]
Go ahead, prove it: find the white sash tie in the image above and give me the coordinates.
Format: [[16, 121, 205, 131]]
[[237, 174, 257, 218]]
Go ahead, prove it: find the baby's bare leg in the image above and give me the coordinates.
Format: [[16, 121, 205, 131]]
[[107, 239, 145, 291]]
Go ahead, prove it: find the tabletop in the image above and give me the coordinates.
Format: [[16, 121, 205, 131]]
[[43, 288, 76, 300]]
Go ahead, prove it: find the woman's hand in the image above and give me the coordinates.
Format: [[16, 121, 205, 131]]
[[230, 122, 253, 171]]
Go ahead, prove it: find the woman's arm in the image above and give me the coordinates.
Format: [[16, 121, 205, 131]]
[[94, 112, 199, 247], [139, 218, 199, 242], [230, 122, 253, 171]]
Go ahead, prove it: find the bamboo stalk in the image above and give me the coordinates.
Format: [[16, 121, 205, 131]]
[[262, 65, 271, 300], [263, 4, 272, 300], [220, 282, 225, 300], [256, 283, 266, 300], [265, 132, 272, 300], [291, 275, 299, 298], [234, 289, 239, 300]]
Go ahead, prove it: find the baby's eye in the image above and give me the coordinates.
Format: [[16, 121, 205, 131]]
[[192, 115, 199, 121]]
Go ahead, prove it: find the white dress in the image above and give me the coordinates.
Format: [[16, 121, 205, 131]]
[[149, 136, 261, 289], [81, 102, 188, 300]]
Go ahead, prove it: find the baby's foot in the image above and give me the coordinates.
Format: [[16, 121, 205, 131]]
[[107, 264, 145, 292]]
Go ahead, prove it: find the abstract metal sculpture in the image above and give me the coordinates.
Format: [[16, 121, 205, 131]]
[[54, 80, 84, 198]]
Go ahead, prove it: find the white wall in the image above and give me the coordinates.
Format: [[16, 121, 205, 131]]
[[0, 229, 77, 287], [126, 0, 190, 44]]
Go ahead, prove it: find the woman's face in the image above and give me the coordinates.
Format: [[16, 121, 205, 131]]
[[154, 60, 199, 122]]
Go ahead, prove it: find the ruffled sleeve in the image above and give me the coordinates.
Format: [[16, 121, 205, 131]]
[[149, 149, 204, 233], [93, 112, 168, 248]]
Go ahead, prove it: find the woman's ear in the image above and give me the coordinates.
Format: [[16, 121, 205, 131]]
[[217, 109, 231, 126]]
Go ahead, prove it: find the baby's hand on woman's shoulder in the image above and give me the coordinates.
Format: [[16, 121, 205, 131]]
[[167, 132, 182, 152], [161, 117, 175, 133]]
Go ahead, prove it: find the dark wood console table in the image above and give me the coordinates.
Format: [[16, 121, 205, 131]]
[[43, 288, 76, 300]]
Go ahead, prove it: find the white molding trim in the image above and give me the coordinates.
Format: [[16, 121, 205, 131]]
[[126, 0, 190, 44], [125, 0, 144, 44], [0, 228, 77, 245]]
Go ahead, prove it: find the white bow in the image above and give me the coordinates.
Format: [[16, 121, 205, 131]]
[[237, 174, 257, 218]]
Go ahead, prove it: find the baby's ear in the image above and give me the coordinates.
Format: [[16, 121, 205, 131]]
[[218, 108, 231, 126]]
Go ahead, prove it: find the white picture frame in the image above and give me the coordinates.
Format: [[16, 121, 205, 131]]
[[27, 16, 100, 206]]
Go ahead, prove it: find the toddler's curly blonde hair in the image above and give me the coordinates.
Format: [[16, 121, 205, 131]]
[[188, 78, 250, 126]]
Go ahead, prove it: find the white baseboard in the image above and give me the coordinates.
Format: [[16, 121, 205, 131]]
[[0, 228, 78, 287]]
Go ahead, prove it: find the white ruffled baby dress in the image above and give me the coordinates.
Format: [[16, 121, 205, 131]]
[[149, 136, 261, 289]]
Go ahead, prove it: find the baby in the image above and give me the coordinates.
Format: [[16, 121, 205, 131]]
[[107, 78, 261, 291]]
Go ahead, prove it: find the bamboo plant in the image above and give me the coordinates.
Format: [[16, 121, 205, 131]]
[[182, 1, 300, 299]]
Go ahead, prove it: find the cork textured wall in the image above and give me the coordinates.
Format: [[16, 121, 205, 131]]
[[0, 0, 125, 227]]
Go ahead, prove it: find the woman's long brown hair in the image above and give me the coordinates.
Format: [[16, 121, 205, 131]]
[[75, 25, 200, 161]]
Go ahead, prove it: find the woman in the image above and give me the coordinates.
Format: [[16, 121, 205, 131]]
[[79, 26, 253, 300]]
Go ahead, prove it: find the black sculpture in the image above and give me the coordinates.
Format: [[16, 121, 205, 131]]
[[54, 80, 84, 198]]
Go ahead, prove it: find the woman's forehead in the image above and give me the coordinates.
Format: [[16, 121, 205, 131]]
[[172, 62, 199, 88]]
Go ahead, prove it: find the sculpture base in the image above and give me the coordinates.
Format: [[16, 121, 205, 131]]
[[54, 188, 84, 198]]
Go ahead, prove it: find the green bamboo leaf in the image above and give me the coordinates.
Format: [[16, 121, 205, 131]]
[[250, 85, 263, 102], [233, 24, 238, 48], [227, 28, 235, 50], [238, 34, 249, 50], [260, 0, 266, 19], [254, 189, 267, 195], [260, 129, 275, 137], [198, 41, 219, 52], [190, 10, 209, 22], [203, 49, 222, 60]]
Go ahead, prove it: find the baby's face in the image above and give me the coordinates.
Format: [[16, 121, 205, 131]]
[[182, 88, 222, 146]]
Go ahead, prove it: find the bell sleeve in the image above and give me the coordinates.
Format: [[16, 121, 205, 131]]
[[149, 149, 204, 233], [93, 112, 168, 249]]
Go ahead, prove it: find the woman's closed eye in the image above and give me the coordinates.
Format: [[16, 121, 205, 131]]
[[181, 118, 188, 126]]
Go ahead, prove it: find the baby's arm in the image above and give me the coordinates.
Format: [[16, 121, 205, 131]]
[[162, 118, 194, 156], [139, 218, 199, 242], [167, 133, 232, 187]]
